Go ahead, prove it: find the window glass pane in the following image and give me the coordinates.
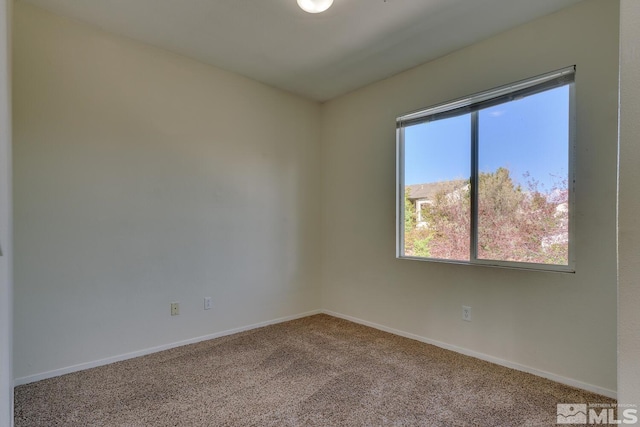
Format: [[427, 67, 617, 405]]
[[403, 114, 471, 260], [477, 86, 569, 265]]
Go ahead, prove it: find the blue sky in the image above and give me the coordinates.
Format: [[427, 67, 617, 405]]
[[404, 85, 570, 191]]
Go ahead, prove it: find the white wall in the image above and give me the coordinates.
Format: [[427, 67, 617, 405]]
[[13, 2, 321, 381], [0, 0, 12, 423], [320, 0, 619, 395], [618, 0, 640, 407]]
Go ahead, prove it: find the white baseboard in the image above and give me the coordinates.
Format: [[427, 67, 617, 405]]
[[14, 308, 617, 400], [322, 309, 617, 400], [13, 309, 322, 387]]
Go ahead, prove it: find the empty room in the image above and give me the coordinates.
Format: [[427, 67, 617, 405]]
[[1, 0, 639, 425]]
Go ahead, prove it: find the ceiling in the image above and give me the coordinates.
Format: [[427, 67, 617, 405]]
[[20, 0, 584, 101]]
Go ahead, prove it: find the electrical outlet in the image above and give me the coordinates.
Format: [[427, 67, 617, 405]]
[[171, 302, 180, 316], [204, 297, 212, 310], [462, 306, 472, 322]]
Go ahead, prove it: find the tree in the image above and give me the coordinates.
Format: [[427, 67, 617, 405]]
[[405, 167, 568, 264]]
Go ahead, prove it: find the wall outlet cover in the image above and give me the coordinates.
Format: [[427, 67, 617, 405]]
[[171, 302, 180, 316], [462, 306, 472, 322]]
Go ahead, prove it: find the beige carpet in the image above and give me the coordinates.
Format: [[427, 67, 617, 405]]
[[14, 314, 613, 426]]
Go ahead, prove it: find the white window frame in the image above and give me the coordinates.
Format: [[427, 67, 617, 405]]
[[415, 199, 431, 225], [396, 66, 576, 273]]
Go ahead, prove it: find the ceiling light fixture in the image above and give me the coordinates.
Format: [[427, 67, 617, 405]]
[[297, 0, 334, 14]]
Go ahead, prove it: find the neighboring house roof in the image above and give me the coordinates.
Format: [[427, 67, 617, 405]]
[[405, 180, 466, 201]]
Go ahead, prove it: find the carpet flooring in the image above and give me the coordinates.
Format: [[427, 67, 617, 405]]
[[14, 314, 614, 426]]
